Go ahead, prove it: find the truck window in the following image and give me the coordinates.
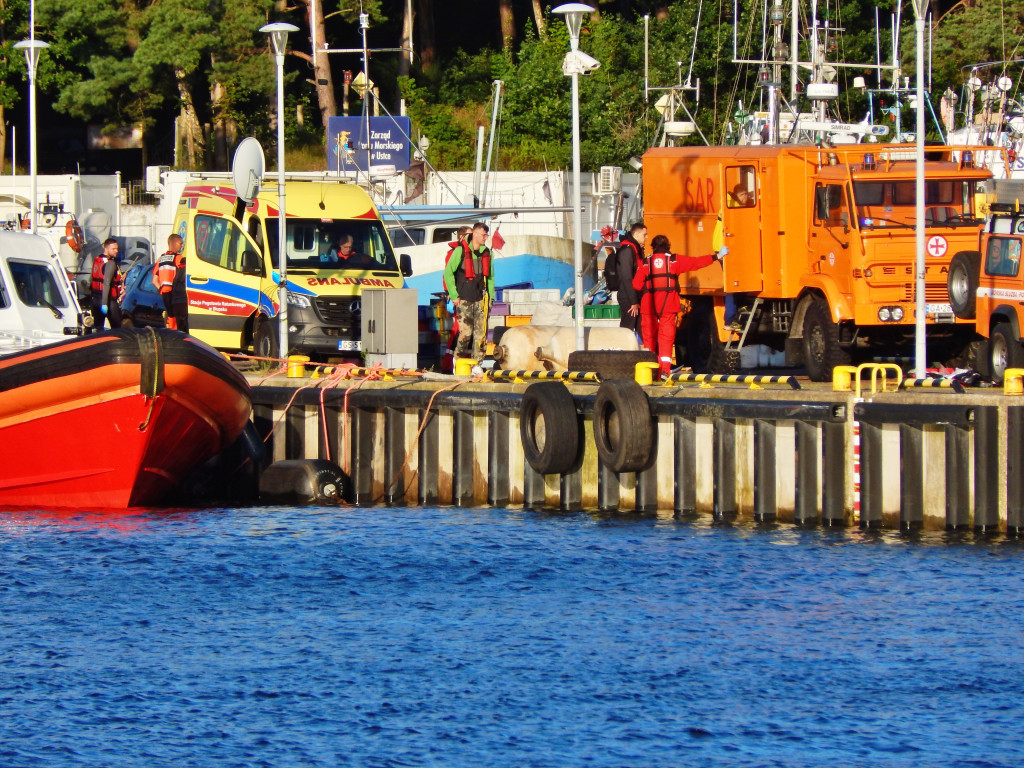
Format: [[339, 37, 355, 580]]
[[194, 214, 252, 274], [726, 166, 756, 208], [814, 184, 848, 227], [853, 179, 977, 228], [985, 236, 1022, 277]]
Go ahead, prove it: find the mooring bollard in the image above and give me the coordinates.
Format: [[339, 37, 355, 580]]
[[634, 361, 660, 385], [454, 358, 478, 376], [287, 355, 310, 378]]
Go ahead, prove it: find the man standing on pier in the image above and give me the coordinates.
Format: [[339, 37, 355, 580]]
[[444, 222, 494, 360]]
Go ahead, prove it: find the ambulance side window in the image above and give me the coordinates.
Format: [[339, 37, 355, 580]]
[[0, 274, 9, 308], [194, 214, 252, 274]]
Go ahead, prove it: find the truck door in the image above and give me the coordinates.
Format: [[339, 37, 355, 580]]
[[811, 182, 852, 295], [720, 164, 764, 292], [187, 212, 265, 350]]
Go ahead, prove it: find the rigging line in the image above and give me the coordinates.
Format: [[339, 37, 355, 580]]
[[687, 0, 705, 85]]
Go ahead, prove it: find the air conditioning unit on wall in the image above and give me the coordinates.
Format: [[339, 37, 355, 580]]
[[596, 166, 622, 195]]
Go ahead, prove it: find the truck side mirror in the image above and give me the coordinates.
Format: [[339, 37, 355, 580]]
[[400, 253, 413, 277], [241, 249, 263, 276]]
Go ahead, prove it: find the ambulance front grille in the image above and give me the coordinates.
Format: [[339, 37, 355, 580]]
[[314, 296, 360, 324]]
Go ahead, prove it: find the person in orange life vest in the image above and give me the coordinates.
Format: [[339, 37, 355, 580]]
[[443, 222, 494, 359], [632, 234, 728, 376], [151, 234, 188, 333], [90, 237, 123, 331], [442, 226, 474, 369], [614, 222, 647, 334]]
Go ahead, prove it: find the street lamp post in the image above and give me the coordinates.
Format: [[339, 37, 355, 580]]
[[911, 0, 927, 378], [260, 22, 298, 361], [14, 39, 49, 235], [553, 4, 598, 353]]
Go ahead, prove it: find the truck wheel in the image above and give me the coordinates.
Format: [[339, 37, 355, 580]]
[[592, 379, 654, 473], [802, 296, 850, 382], [567, 350, 657, 380], [989, 323, 1024, 385], [708, 347, 740, 374], [519, 383, 580, 475], [254, 318, 279, 360], [685, 299, 720, 374], [948, 251, 981, 319]]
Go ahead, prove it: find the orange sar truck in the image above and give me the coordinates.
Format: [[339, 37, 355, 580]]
[[641, 144, 993, 380]]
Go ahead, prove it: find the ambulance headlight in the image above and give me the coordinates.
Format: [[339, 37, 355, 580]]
[[287, 291, 312, 308]]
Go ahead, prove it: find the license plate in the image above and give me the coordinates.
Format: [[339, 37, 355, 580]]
[[338, 339, 361, 351], [926, 303, 953, 314]]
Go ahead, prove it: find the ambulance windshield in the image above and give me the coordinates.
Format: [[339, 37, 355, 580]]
[[266, 219, 400, 271]]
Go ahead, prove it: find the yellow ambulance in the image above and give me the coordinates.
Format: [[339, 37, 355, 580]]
[[172, 179, 411, 358]]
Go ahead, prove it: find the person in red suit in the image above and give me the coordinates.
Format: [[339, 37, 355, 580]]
[[632, 234, 727, 376]]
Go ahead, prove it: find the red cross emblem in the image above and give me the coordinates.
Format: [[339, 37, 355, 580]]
[[927, 235, 948, 257]]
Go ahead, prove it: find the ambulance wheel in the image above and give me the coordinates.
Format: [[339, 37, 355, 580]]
[[592, 379, 654, 473], [948, 251, 981, 319], [802, 296, 850, 382], [254, 318, 279, 360], [519, 383, 580, 475], [989, 324, 1024, 385]]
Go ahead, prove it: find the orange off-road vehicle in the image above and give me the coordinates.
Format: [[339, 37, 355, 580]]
[[947, 202, 1024, 383]]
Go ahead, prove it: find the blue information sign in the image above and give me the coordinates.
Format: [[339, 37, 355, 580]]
[[327, 116, 412, 172]]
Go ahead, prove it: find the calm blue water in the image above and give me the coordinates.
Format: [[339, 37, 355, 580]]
[[1, 506, 1022, 768]]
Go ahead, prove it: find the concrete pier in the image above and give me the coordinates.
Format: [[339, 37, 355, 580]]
[[249, 373, 1022, 531]]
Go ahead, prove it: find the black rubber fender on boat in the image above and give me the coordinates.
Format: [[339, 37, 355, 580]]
[[519, 382, 581, 475], [592, 379, 655, 473], [259, 459, 353, 504]]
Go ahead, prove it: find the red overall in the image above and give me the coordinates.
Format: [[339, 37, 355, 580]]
[[632, 251, 715, 375]]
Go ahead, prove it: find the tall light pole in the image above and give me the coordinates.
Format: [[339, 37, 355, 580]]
[[553, 3, 597, 352], [15, 39, 48, 235], [912, 0, 927, 378], [261, 22, 298, 361]]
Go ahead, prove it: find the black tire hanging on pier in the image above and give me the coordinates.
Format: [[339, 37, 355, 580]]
[[520, 382, 580, 475], [567, 349, 657, 380], [948, 251, 981, 319], [592, 379, 654, 473]]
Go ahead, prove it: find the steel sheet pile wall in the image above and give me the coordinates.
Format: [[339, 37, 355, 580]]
[[251, 383, 1024, 531]]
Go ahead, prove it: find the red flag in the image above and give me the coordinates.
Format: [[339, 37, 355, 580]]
[[491, 229, 506, 251]]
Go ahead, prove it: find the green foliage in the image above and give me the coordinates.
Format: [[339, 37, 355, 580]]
[[10, 0, 1024, 174]]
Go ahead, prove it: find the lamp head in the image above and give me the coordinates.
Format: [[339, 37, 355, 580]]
[[552, 3, 595, 50], [260, 22, 299, 56], [15, 39, 49, 70]]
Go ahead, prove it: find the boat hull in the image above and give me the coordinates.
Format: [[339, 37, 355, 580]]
[[0, 328, 252, 509]]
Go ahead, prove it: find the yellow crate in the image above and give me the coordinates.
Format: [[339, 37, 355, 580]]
[[504, 315, 532, 327]]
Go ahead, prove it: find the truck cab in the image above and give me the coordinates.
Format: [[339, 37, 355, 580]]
[[948, 202, 1024, 383], [173, 180, 411, 358]]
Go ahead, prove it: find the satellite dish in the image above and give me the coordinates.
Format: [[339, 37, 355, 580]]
[[998, 75, 1014, 93], [232, 137, 265, 203]]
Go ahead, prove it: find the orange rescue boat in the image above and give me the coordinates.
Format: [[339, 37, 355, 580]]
[[0, 327, 252, 509]]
